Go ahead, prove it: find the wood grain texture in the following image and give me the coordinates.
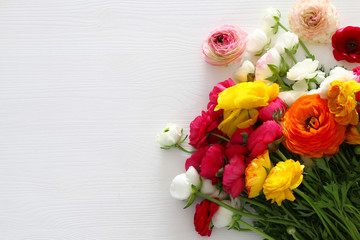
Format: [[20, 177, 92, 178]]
[[0, 0, 359, 239]]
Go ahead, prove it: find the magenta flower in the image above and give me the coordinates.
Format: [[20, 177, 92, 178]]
[[200, 144, 225, 184], [185, 146, 210, 172], [247, 120, 283, 158], [230, 127, 254, 145], [258, 97, 287, 122], [202, 25, 248, 66], [332, 26, 360, 63], [222, 155, 246, 198], [353, 67, 360, 113], [224, 143, 249, 160], [189, 111, 219, 149], [207, 78, 235, 110]]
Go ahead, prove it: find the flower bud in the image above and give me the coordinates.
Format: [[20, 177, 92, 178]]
[[246, 29, 269, 55], [255, 48, 281, 82], [262, 8, 281, 36], [274, 32, 299, 54], [212, 200, 233, 228], [170, 166, 200, 201], [234, 60, 255, 82], [156, 123, 182, 148]]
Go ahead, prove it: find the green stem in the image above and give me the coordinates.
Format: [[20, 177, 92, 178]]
[[275, 150, 288, 161], [288, 51, 298, 64], [278, 22, 314, 60], [236, 219, 276, 240], [338, 151, 350, 166], [302, 179, 319, 198], [175, 143, 195, 154], [276, 74, 285, 86], [209, 132, 230, 142], [195, 191, 297, 227], [237, 195, 272, 212]]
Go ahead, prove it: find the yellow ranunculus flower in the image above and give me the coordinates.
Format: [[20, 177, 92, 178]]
[[328, 80, 360, 125], [263, 159, 304, 206], [245, 150, 273, 198], [345, 125, 360, 145], [218, 109, 258, 138], [215, 81, 279, 111]]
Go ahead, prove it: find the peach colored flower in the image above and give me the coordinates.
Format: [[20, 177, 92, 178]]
[[288, 0, 339, 44], [202, 25, 248, 66], [281, 94, 346, 158], [345, 125, 360, 145], [328, 80, 360, 125]]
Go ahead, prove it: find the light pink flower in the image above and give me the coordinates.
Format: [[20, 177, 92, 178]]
[[223, 155, 246, 198], [288, 0, 339, 44], [255, 48, 281, 82], [247, 120, 283, 158], [258, 97, 287, 122], [202, 25, 248, 66]]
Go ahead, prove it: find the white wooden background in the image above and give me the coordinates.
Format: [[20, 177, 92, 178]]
[[0, 0, 359, 239]]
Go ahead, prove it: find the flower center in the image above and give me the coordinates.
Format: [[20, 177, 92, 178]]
[[306, 116, 320, 131], [216, 35, 224, 43], [346, 39, 358, 53]]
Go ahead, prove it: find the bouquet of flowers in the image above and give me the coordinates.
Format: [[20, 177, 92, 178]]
[[157, 0, 360, 239]]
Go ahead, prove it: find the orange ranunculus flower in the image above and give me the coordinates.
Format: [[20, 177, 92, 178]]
[[281, 94, 346, 158], [345, 125, 360, 144], [245, 150, 273, 198], [263, 159, 304, 206], [328, 80, 360, 125]]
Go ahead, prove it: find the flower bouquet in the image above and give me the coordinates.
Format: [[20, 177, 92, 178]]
[[157, 0, 360, 239]]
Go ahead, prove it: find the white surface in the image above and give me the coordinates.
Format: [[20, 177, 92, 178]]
[[0, 0, 359, 239]]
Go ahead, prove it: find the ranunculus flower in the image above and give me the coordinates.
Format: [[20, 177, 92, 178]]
[[345, 125, 360, 145], [258, 97, 287, 122], [207, 78, 235, 110], [185, 146, 210, 172], [263, 159, 304, 206], [230, 127, 254, 145], [189, 111, 219, 148], [202, 25, 248, 66], [200, 144, 225, 184], [194, 199, 219, 236], [274, 31, 299, 55], [262, 7, 281, 36], [156, 123, 182, 148], [247, 120, 283, 158], [212, 199, 241, 228], [316, 67, 356, 99], [246, 29, 269, 55], [288, 0, 339, 44], [287, 59, 320, 81], [245, 150, 273, 198], [332, 26, 360, 63], [222, 155, 246, 198], [200, 177, 227, 199], [279, 90, 307, 107], [224, 143, 249, 159], [255, 48, 281, 82], [233, 60, 255, 83], [281, 94, 346, 158], [353, 66, 360, 82], [170, 166, 201, 201], [328, 80, 360, 125]]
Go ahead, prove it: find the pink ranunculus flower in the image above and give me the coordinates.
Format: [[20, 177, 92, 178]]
[[189, 111, 219, 149], [224, 143, 249, 159], [353, 66, 360, 113], [202, 25, 248, 66], [255, 48, 281, 83], [247, 120, 283, 158], [207, 78, 235, 110], [288, 0, 339, 44], [200, 144, 225, 185], [230, 127, 254, 145], [258, 97, 287, 122], [222, 155, 246, 198]]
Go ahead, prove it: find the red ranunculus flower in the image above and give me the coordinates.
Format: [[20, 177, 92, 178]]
[[200, 144, 225, 184], [185, 146, 210, 172], [207, 78, 235, 110], [332, 26, 360, 63], [224, 143, 249, 159], [222, 155, 246, 198], [194, 199, 219, 236], [247, 120, 283, 158], [230, 127, 253, 145], [189, 111, 219, 148], [258, 97, 287, 122]]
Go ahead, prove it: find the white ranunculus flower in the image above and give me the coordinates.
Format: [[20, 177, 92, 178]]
[[287, 59, 319, 81], [200, 177, 227, 199], [246, 29, 269, 55], [156, 123, 182, 148], [262, 7, 281, 36], [234, 60, 255, 82], [170, 166, 200, 200], [212, 198, 242, 228], [255, 48, 281, 82], [317, 67, 356, 99], [292, 79, 308, 92], [274, 32, 299, 54], [279, 90, 307, 106]]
